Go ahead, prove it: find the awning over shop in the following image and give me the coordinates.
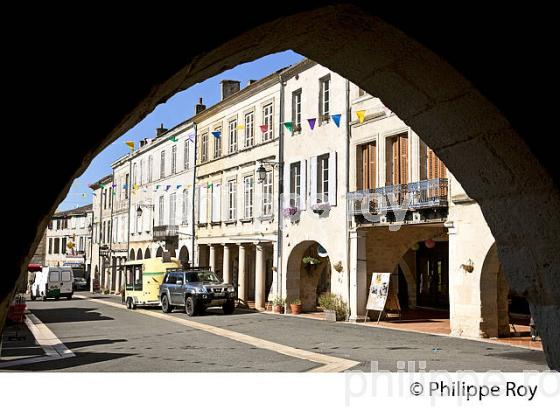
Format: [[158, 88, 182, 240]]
[[27, 263, 42, 272]]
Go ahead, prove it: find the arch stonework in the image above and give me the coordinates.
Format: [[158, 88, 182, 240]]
[[136, 248, 143, 260], [179, 246, 189, 265], [156, 247, 164, 258], [145, 248, 151, 259], [129, 249, 135, 261], [7, 6, 560, 368]]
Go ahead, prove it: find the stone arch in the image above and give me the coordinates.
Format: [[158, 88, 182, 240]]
[[179, 246, 189, 267], [156, 246, 164, 257], [144, 248, 151, 259], [480, 243, 511, 338], [286, 240, 331, 312], [129, 249, 135, 261], [8, 5, 560, 368], [397, 256, 416, 309], [136, 248, 143, 260]]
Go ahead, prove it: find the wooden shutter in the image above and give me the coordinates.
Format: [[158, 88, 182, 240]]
[[399, 134, 408, 184], [361, 145, 369, 190], [211, 184, 221, 222], [368, 142, 376, 189], [199, 186, 207, 224], [328, 151, 337, 206], [283, 163, 291, 208], [300, 159, 307, 210], [310, 156, 317, 205], [392, 137, 399, 186], [427, 148, 446, 179]]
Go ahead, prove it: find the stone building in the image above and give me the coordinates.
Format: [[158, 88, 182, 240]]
[[194, 75, 282, 309], [44, 204, 93, 279], [89, 174, 113, 292]]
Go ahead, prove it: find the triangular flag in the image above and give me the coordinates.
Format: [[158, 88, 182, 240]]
[[356, 110, 366, 123], [236, 124, 245, 130], [283, 122, 293, 132], [100, 183, 106, 189], [123, 184, 128, 190], [125, 141, 134, 150], [211, 131, 221, 138], [92, 192, 97, 196], [331, 114, 341, 127], [133, 184, 138, 190], [207, 182, 213, 189], [259, 124, 269, 133], [176, 184, 182, 189], [155, 185, 160, 190], [82, 193, 86, 198], [307, 118, 316, 130], [111, 183, 117, 188], [187, 132, 195, 142], [112, 191, 116, 196], [165, 185, 171, 191], [169, 136, 178, 142]]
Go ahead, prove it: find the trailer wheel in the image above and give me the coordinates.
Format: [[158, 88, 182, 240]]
[[126, 297, 135, 310], [161, 295, 173, 313]]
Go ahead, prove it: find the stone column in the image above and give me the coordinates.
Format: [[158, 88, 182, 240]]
[[238, 244, 246, 301], [223, 244, 231, 284], [349, 230, 368, 321], [209, 244, 216, 273], [114, 258, 121, 294], [255, 243, 266, 310]]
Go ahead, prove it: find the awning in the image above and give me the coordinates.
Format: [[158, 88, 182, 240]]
[[27, 263, 43, 272]]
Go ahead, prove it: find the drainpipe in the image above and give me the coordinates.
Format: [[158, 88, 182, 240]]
[[108, 169, 115, 291], [95, 183, 103, 293], [345, 79, 352, 318], [126, 154, 133, 264], [191, 123, 198, 266], [277, 75, 285, 300]]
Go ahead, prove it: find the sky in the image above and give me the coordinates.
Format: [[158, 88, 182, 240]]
[[59, 50, 304, 211]]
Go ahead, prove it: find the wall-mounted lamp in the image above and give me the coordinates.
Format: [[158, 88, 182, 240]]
[[460, 259, 475, 273]]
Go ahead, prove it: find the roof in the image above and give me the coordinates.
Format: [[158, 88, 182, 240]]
[[89, 174, 113, 190], [53, 203, 93, 217]]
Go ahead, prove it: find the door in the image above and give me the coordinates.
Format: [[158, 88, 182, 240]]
[[48, 269, 61, 295], [168, 273, 181, 305], [61, 270, 73, 294]]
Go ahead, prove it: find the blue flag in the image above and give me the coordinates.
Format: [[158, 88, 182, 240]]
[[331, 114, 341, 128], [211, 131, 221, 138]]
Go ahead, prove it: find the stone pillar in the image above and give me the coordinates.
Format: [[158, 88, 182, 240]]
[[255, 243, 266, 310], [209, 244, 216, 273], [223, 244, 231, 284], [115, 258, 121, 294], [238, 244, 246, 301], [349, 230, 368, 321]]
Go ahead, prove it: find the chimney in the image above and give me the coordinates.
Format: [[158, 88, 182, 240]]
[[195, 97, 206, 114], [156, 123, 168, 137], [220, 80, 240, 100]]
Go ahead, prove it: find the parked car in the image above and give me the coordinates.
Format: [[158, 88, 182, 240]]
[[159, 268, 236, 316], [73, 276, 88, 291], [30, 267, 73, 301]]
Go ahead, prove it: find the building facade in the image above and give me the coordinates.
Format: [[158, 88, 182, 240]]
[[44, 204, 93, 280]]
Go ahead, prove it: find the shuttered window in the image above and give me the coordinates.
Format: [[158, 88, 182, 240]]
[[360, 141, 377, 190], [385, 134, 408, 186]]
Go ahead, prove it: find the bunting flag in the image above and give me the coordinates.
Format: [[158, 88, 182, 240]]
[[155, 185, 160, 190], [356, 110, 366, 123], [123, 183, 128, 190], [331, 114, 341, 128], [100, 183, 106, 189], [82, 193, 86, 198], [169, 136, 178, 142], [176, 184, 182, 189], [307, 118, 316, 130], [92, 193, 97, 196], [125, 141, 134, 150], [187, 132, 195, 142], [112, 191, 116, 196], [133, 184, 138, 190], [236, 124, 245, 130], [207, 182, 213, 189], [111, 183, 117, 188], [165, 185, 171, 191], [283, 122, 293, 132], [259, 124, 269, 133], [211, 131, 221, 139]]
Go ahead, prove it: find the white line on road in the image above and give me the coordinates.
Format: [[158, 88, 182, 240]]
[[76, 295, 359, 373], [0, 312, 74, 369]]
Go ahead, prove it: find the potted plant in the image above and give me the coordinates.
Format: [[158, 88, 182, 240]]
[[311, 202, 331, 215], [272, 296, 285, 313], [290, 298, 302, 315], [318, 293, 348, 322], [283, 206, 300, 222]]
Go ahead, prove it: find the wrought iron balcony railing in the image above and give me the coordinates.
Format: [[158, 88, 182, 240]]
[[153, 225, 179, 240], [347, 178, 448, 216]]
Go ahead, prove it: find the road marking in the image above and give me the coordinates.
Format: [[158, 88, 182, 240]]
[[0, 312, 74, 369], [76, 295, 359, 372]]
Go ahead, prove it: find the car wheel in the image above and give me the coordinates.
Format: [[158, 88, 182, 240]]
[[30, 292, 36, 301], [42, 294, 47, 301], [222, 300, 235, 315], [67, 293, 73, 300], [161, 295, 173, 313], [185, 296, 197, 317]]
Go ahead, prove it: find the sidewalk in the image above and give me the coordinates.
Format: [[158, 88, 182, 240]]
[[0, 321, 44, 363]]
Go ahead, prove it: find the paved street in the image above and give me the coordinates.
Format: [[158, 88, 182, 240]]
[[1, 294, 548, 372]]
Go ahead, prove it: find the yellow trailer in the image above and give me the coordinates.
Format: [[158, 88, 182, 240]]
[[123, 257, 181, 309]]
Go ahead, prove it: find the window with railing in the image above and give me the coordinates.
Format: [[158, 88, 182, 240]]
[[262, 103, 273, 141]]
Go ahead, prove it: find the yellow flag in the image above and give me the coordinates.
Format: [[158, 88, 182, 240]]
[[133, 184, 138, 190], [236, 124, 245, 130], [125, 141, 134, 150], [356, 110, 366, 123]]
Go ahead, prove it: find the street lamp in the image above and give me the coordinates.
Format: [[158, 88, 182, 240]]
[[256, 164, 267, 183], [136, 206, 143, 218]]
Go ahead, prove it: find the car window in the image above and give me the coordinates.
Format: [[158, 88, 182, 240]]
[[61, 271, 72, 282], [175, 273, 184, 283], [166, 273, 177, 285], [185, 271, 220, 282], [49, 271, 60, 282]]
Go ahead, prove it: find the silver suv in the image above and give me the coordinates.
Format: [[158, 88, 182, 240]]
[[159, 269, 236, 316]]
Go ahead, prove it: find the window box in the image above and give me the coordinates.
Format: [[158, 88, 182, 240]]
[[283, 207, 300, 222], [239, 217, 253, 223], [311, 202, 331, 215], [258, 215, 274, 222], [224, 219, 237, 225]]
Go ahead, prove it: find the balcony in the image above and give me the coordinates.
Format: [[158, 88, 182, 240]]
[[153, 225, 179, 241], [348, 178, 448, 223]]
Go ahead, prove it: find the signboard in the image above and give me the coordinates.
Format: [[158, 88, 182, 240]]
[[366, 272, 391, 311]]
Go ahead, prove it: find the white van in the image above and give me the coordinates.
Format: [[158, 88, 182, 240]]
[[30, 267, 74, 301]]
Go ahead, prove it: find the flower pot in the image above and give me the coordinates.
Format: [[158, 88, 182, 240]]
[[324, 310, 337, 322], [273, 305, 284, 314], [290, 304, 302, 315]]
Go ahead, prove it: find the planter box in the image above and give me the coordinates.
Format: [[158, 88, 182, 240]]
[[273, 305, 284, 314], [324, 310, 337, 322], [290, 304, 302, 315]]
